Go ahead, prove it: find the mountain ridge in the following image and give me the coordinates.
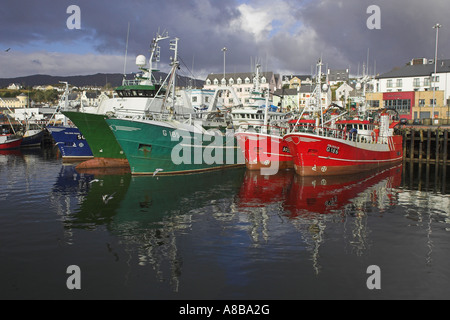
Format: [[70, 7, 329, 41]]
[[0, 72, 204, 89]]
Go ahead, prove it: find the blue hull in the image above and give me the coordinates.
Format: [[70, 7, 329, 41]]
[[46, 125, 93, 159], [21, 130, 46, 148]]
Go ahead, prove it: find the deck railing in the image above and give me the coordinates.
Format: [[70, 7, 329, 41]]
[[291, 124, 390, 145]]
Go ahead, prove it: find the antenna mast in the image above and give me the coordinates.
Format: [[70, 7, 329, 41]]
[[123, 22, 130, 85]]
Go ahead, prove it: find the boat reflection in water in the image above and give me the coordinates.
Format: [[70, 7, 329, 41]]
[[237, 164, 403, 273], [57, 166, 245, 292], [285, 164, 403, 217]]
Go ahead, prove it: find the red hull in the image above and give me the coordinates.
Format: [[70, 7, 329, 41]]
[[76, 157, 130, 169], [0, 135, 23, 150], [283, 132, 403, 176], [235, 132, 293, 172]]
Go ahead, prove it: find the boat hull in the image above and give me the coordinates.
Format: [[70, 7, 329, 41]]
[[46, 125, 94, 160], [283, 132, 403, 176], [106, 118, 245, 175], [235, 131, 293, 172], [21, 129, 45, 148], [0, 135, 23, 150], [62, 112, 129, 168]]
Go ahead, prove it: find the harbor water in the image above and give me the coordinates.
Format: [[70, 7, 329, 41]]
[[0, 146, 449, 300]]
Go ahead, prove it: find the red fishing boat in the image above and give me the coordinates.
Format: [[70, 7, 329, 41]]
[[235, 126, 293, 172], [0, 134, 23, 150], [284, 112, 403, 176]]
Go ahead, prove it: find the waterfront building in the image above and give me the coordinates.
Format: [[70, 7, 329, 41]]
[[0, 93, 29, 113], [376, 58, 450, 121], [282, 75, 313, 89], [327, 69, 350, 85], [203, 71, 282, 107]]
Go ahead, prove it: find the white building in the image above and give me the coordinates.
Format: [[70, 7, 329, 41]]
[[378, 58, 450, 99], [203, 70, 282, 107], [7, 83, 22, 90], [176, 88, 215, 111]]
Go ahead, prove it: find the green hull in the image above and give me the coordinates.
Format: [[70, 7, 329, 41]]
[[63, 111, 126, 160], [106, 118, 245, 175]]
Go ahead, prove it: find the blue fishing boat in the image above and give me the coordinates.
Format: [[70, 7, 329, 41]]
[[46, 125, 93, 161], [46, 82, 93, 161]]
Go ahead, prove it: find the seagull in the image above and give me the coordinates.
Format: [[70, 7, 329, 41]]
[[102, 192, 116, 204], [153, 168, 163, 177], [5, 48, 10, 52], [89, 179, 100, 184]]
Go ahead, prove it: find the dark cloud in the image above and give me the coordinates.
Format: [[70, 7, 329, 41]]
[[1, 0, 449, 78]]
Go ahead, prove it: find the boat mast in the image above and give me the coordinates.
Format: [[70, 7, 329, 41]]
[[122, 22, 130, 85], [317, 59, 324, 126], [147, 31, 169, 85], [161, 37, 179, 113], [170, 38, 179, 111]]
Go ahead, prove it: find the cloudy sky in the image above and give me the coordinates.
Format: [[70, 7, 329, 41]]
[[0, 0, 448, 80]]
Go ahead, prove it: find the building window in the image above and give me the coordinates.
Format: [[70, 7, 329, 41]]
[[237, 78, 242, 85], [419, 99, 425, 107], [245, 77, 250, 84], [384, 99, 411, 115], [229, 78, 234, 85], [396, 79, 402, 87], [424, 78, 430, 86], [432, 76, 440, 83], [387, 80, 393, 88], [213, 79, 219, 85], [413, 78, 420, 87], [206, 79, 211, 85]]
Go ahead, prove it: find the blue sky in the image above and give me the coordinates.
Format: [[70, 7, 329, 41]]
[[1, 0, 449, 79]]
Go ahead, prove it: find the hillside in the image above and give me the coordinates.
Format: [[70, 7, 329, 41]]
[[0, 72, 204, 89]]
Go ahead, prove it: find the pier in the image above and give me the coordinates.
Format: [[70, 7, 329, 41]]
[[401, 126, 449, 194], [401, 126, 449, 166]]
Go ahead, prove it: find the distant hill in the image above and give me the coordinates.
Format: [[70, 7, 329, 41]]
[[0, 72, 204, 89]]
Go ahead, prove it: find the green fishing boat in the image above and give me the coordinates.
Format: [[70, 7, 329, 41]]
[[62, 32, 181, 169], [105, 36, 246, 175], [106, 114, 245, 175]]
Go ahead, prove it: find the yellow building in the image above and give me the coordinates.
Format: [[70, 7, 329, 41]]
[[365, 90, 449, 122], [0, 93, 29, 113]]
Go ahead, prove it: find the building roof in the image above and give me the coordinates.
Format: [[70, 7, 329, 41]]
[[283, 75, 312, 81], [274, 88, 299, 96], [378, 59, 450, 79], [205, 71, 276, 81]]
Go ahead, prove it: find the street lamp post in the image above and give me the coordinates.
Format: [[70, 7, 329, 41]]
[[432, 23, 441, 123], [222, 47, 227, 86]]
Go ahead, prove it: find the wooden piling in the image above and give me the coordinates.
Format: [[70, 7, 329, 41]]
[[435, 128, 440, 166], [443, 130, 448, 166], [419, 129, 423, 163], [426, 129, 431, 164]]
